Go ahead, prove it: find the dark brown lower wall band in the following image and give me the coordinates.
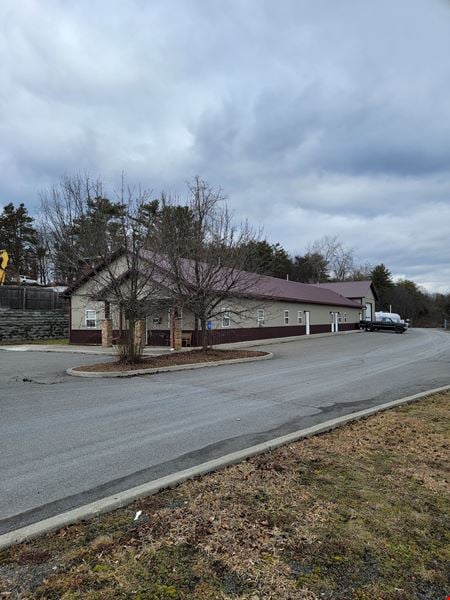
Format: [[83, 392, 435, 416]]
[[70, 329, 123, 344], [70, 323, 359, 346], [146, 322, 358, 346]]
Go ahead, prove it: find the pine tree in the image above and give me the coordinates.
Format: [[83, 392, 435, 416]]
[[0, 203, 38, 283], [371, 263, 394, 310]]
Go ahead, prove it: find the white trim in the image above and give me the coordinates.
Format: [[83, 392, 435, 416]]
[[305, 310, 310, 335]]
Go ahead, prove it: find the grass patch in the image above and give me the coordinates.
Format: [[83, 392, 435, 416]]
[[1, 392, 449, 599], [71, 349, 268, 372]]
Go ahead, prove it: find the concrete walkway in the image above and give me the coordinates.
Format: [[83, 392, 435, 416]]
[[0, 329, 361, 355], [0, 344, 172, 356]]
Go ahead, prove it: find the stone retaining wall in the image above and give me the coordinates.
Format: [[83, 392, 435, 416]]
[[0, 308, 68, 342]]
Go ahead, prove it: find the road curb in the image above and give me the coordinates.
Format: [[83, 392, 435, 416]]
[[1, 384, 448, 549], [66, 351, 273, 378]]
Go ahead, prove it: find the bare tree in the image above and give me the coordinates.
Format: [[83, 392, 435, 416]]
[[31, 224, 52, 285], [40, 175, 127, 283], [308, 235, 355, 281], [349, 261, 373, 281], [155, 177, 262, 350], [41, 175, 165, 363]]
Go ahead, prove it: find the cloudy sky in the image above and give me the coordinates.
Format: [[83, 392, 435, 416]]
[[1, 0, 449, 292]]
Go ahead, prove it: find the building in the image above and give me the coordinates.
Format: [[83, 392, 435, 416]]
[[67, 254, 364, 346], [313, 281, 377, 321]]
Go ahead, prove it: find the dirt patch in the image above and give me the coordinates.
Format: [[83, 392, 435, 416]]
[[1, 392, 449, 599], [72, 349, 268, 372]]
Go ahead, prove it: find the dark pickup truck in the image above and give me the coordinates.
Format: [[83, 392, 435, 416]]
[[361, 317, 407, 334]]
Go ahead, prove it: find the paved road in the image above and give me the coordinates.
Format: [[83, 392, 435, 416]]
[[1, 328, 449, 534]]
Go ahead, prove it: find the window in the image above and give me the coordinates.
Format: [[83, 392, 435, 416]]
[[284, 310, 289, 325], [344, 312, 348, 323], [85, 309, 97, 328], [338, 312, 342, 323], [222, 309, 231, 328], [257, 309, 265, 326], [298, 310, 303, 324]]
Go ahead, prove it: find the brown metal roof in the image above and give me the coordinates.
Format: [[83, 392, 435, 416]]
[[66, 249, 362, 309], [245, 274, 362, 308], [313, 280, 377, 301]]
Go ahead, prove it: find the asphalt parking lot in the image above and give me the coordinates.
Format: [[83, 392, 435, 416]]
[[1, 328, 449, 534]]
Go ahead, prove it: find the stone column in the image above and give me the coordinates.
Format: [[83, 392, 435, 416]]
[[169, 307, 182, 351], [134, 319, 146, 350], [173, 315, 182, 351], [102, 319, 113, 347]]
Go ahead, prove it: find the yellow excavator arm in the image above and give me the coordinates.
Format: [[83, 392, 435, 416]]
[[0, 250, 8, 285]]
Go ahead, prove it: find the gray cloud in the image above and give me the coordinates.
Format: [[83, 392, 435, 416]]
[[0, 0, 449, 292]]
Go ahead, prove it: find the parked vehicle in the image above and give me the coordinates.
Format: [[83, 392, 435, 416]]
[[363, 316, 407, 334], [374, 311, 408, 326], [19, 275, 40, 286]]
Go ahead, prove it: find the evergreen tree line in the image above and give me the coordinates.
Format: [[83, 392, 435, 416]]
[[0, 177, 448, 327]]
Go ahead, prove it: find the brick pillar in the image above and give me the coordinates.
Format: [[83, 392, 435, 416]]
[[134, 319, 146, 350], [170, 307, 182, 351], [102, 319, 113, 347], [173, 316, 182, 351]]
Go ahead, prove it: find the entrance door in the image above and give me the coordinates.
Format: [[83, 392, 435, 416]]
[[330, 312, 339, 333], [305, 311, 310, 335]]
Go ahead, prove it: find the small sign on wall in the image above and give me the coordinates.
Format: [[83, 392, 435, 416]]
[[207, 320, 213, 330]]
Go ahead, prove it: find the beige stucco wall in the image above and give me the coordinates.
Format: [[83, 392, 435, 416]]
[[205, 297, 360, 330], [71, 281, 106, 330], [146, 307, 196, 331]]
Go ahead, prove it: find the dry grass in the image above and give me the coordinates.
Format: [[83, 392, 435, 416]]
[[1, 392, 449, 599], [0, 339, 69, 346], [72, 349, 267, 372]]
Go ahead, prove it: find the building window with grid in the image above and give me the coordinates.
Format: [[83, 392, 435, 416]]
[[284, 310, 289, 325], [298, 310, 303, 324], [257, 309, 265, 326], [85, 309, 97, 328], [344, 312, 347, 323]]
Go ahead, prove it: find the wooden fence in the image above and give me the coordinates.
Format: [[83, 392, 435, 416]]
[[0, 286, 66, 310]]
